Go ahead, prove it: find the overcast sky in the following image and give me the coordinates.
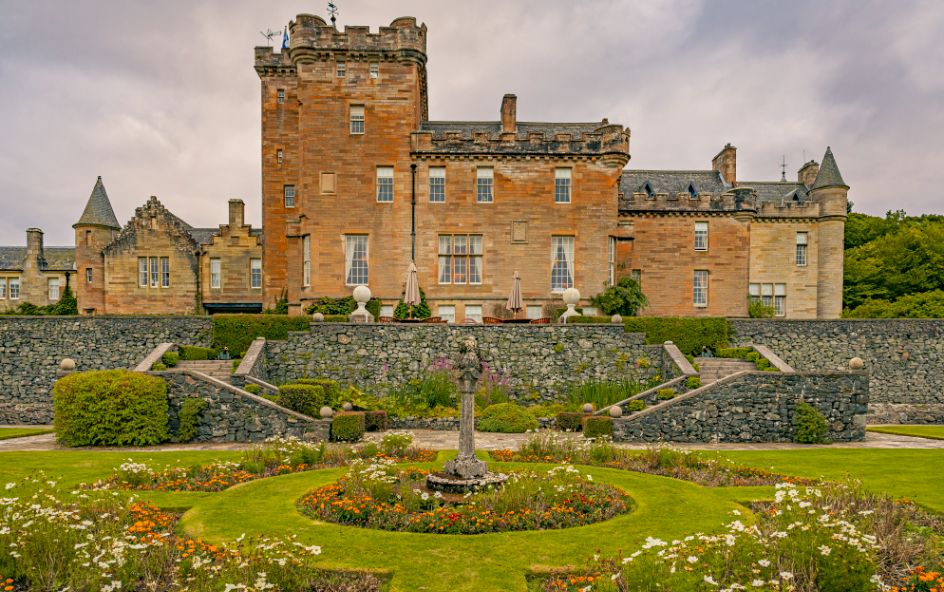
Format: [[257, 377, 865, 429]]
[[1, 0, 942, 246]]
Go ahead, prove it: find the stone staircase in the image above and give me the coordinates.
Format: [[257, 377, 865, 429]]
[[176, 360, 233, 383], [696, 358, 756, 384]]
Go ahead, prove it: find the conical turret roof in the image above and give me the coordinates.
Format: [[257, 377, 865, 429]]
[[811, 147, 847, 190], [74, 176, 120, 229]]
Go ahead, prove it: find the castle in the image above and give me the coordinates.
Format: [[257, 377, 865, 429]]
[[0, 13, 848, 319]]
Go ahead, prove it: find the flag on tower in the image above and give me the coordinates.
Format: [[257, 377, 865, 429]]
[[281, 26, 289, 49]]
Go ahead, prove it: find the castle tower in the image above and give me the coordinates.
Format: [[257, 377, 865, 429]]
[[255, 15, 428, 311], [73, 176, 120, 315], [810, 147, 848, 318]]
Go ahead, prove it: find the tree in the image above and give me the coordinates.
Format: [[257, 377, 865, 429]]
[[589, 277, 647, 316]]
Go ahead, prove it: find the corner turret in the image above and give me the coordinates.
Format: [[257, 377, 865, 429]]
[[74, 176, 119, 314], [809, 147, 849, 319]]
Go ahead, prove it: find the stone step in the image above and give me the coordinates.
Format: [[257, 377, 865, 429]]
[[176, 360, 233, 382], [695, 358, 756, 384]]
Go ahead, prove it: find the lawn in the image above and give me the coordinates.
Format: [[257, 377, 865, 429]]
[[0, 427, 54, 440], [867, 424, 944, 441]]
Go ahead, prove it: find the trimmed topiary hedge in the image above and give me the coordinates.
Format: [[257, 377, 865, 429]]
[[477, 403, 538, 433], [212, 314, 312, 357], [626, 399, 645, 413], [244, 384, 261, 395], [582, 416, 613, 439], [365, 410, 388, 432], [793, 401, 831, 444], [176, 397, 208, 443], [564, 316, 730, 356], [277, 384, 325, 417], [556, 411, 584, 432], [294, 378, 342, 405], [53, 370, 169, 447], [179, 345, 219, 361], [332, 411, 366, 442]]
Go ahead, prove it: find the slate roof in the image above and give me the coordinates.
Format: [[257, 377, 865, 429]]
[[739, 181, 810, 203], [620, 170, 728, 196], [811, 147, 847, 189], [186, 227, 262, 246], [75, 177, 120, 229], [419, 120, 604, 138], [0, 246, 75, 271]]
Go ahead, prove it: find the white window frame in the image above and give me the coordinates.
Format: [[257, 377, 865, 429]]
[[693, 270, 708, 307], [86, 268, 93, 284], [464, 305, 483, 323], [210, 258, 222, 289], [608, 237, 616, 286], [554, 168, 572, 204], [336, 61, 346, 77], [0, 278, 6, 299], [761, 283, 774, 307], [344, 235, 369, 286], [302, 236, 311, 287], [9, 277, 19, 300], [796, 232, 808, 266], [350, 105, 365, 135], [526, 305, 543, 320], [149, 257, 159, 288], [376, 166, 394, 202], [748, 283, 760, 302], [694, 222, 709, 251], [428, 166, 446, 203], [160, 257, 170, 288], [277, 88, 285, 104], [277, 149, 283, 165], [284, 185, 295, 208], [476, 167, 493, 203], [550, 236, 575, 293], [48, 277, 60, 302], [438, 234, 483, 285], [438, 304, 456, 323], [380, 304, 394, 318], [774, 283, 786, 317], [251, 258, 262, 289], [138, 258, 148, 287], [369, 63, 379, 79]]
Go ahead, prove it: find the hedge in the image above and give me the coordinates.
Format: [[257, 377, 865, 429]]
[[212, 314, 312, 357], [179, 345, 219, 361], [176, 397, 208, 442], [365, 410, 388, 432], [476, 403, 538, 433], [53, 370, 169, 447], [277, 384, 325, 417], [294, 378, 342, 405], [564, 316, 730, 356], [332, 412, 366, 442], [555, 411, 584, 432], [582, 416, 613, 439]]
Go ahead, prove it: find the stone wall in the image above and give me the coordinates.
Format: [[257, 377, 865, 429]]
[[613, 371, 868, 443], [265, 323, 657, 401], [732, 319, 944, 423], [162, 370, 329, 442], [0, 316, 212, 424]]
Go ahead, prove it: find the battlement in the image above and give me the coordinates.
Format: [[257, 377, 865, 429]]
[[284, 15, 426, 65], [620, 188, 754, 214]]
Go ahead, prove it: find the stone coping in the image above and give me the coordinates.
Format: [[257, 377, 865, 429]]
[[595, 375, 688, 416], [663, 342, 697, 375], [134, 342, 175, 373], [234, 337, 266, 377], [750, 344, 795, 372]]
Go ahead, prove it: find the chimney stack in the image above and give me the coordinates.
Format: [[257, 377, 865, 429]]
[[501, 94, 517, 133], [228, 199, 245, 228], [711, 143, 737, 186], [26, 228, 44, 257], [798, 160, 820, 187]]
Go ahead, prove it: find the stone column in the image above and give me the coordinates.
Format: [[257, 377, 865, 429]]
[[443, 336, 487, 479]]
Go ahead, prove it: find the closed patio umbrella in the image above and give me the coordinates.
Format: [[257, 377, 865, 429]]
[[404, 262, 421, 319], [505, 271, 523, 319]]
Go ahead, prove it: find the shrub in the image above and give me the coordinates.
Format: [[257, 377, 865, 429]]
[[685, 376, 701, 389], [323, 314, 349, 322], [564, 379, 645, 410], [151, 362, 167, 371], [294, 378, 342, 405], [365, 410, 388, 432], [244, 383, 261, 395], [305, 295, 382, 318], [53, 369, 168, 446], [178, 345, 219, 361], [556, 411, 584, 432], [755, 357, 773, 371], [332, 411, 366, 442], [161, 351, 180, 367], [477, 403, 538, 433], [715, 347, 753, 359], [748, 298, 776, 318], [212, 315, 311, 357], [793, 401, 831, 444], [379, 431, 413, 456], [745, 351, 760, 362], [657, 388, 676, 401], [387, 370, 456, 410], [393, 286, 432, 320], [589, 276, 648, 316], [582, 416, 613, 439], [277, 384, 325, 417], [176, 397, 208, 442], [622, 317, 730, 356], [626, 399, 645, 412]]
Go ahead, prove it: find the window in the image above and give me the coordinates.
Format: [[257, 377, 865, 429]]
[[694, 222, 709, 251], [210, 258, 222, 289], [251, 258, 262, 289], [526, 305, 543, 320], [85, 230, 92, 246], [277, 88, 285, 104], [160, 257, 170, 288], [688, 183, 699, 199], [761, 283, 773, 307], [796, 232, 808, 266], [376, 167, 394, 202], [476, 167, 493, 203], [48, 278, 60, 301], [748, 283, 760, 302], [344, 235, 369, 286], [582, 306, 599, 316], [554, 168, 571, 203], [302, 236, 311, 287], [277, 149, 283, 165], [608, 237, 616, 286], [336, 61, 346, 77], [631, 269, 641, 286], [643, 181, 655, 199], [350, 105, 364, 134], [369, 63, 379, 79], [149, 257, 159, 288], [550, 236, 575, 292], [693, 270, 708, 307], [438, 234, 483, 285], [464, 305, 482, 323], [429, 167, 445, 202], [380, 305, 394, 318], [0, 278, 5, 299], [284, 185, 295, 208], [775, 283, 786, 317], [438, 305, 455, 323], [139, 258, 148, 287], [9, 278, 19, 300], [86, 268, 93, 283]]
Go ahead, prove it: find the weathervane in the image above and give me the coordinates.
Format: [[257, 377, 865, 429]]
[[328, 2, 339, 26], [259, 28, 278, 46], [780, 154, 787, 182]]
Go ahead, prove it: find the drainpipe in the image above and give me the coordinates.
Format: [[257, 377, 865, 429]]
[[410, 163, 417, 261]]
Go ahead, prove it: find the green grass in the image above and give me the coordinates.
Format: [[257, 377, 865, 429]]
[[0, 427, 54, 440], [867, 424, 944, 441]]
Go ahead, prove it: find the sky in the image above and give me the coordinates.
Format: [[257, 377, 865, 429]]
[[1, 0, 942, 246]]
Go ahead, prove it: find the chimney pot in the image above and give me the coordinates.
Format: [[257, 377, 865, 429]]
[[501, 94, 517, 133]]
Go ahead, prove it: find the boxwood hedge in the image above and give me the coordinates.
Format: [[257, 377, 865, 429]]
[[212, 315, 311, 357]]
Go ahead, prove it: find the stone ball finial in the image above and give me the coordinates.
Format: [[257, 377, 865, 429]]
[[609, 406, 623, 418], [353, 285, 371, 304], [562, 287, 581, 306], [849, 357, 864, 370], [319, 406, 334, 419], [311, 312, 325, 322], [582, 403, 594, 414], [59, 358, 76, 371], [342, 401, 354, 411], [611, 314, 623, 324]]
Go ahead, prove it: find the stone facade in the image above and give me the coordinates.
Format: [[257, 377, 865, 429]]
[[162, 370, 329, 442], [0, 229, 75, 313], [0, 316, 212, 423], [613, 371, 869, 443], [263, 323, 657, 401]]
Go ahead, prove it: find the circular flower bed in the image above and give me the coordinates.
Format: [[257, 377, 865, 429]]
[[298, 458, 632, 534]]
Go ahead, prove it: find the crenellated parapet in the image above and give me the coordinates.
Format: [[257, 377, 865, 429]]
[[287, 14, 426, 66], [620, 188, 755, 215]]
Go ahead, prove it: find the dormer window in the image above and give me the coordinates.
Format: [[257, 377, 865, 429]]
[[643, 182, 655, 199], [688, 183, 699, 199]]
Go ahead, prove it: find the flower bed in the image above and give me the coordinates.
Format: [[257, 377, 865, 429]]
[[92, 433, 436, 493], [298, 459, 632, 534]]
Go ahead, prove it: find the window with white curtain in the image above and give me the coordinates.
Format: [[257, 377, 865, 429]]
[[694, 222, 709, 251], [796, 232, 808, 265], [761, 283, 773, 307], [48, 278, 60, 301], [464, 305, 482, 323], [251, 259, 262, 289], [748, 283, 760, 302], [376, 167, 394, 202], [608, 237, 616, 286], [550, 236, 574, 292], [9, 278, 19, 300], [161, 257, 170, 288], [429, 167, 445, 202], [150, 257, 159, 288], [138, 258, 148, 287], [350, 105, 364, 134], [302, 236, 311, 287], [693, 270, 708, 307], [775, 283, 786, 317], [554, 168, 571, 203], [344, 235, 368, 286], [0, 278, 6, 299], [526, 305, 543, 319], [210, 258, 222, 289], [438, 305, 455, 323], [476, 167, 493, 203]]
